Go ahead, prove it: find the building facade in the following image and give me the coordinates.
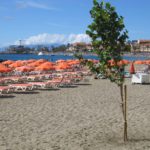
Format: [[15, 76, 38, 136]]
[[66, 42, 93, 52], [131, 40, 150, 52]]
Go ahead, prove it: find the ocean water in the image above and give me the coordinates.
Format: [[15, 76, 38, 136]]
[[0, 54, 98, 62], [0, 54, 149, 62]]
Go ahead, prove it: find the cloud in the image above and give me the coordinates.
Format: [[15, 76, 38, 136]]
[[15, 33, 91, 45], [16, 1, 56, 10]]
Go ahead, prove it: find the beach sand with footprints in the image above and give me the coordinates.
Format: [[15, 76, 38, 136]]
[[0, 76, 150, 149]]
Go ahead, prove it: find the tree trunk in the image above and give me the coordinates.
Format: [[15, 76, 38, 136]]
[[120, 84, 128, 142], [124, 85, 128, 142], [120, 84, 124, 119]]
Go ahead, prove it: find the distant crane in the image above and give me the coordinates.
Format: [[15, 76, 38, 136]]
[[19, 40, 25, 46], [19, 40, 22, 46]]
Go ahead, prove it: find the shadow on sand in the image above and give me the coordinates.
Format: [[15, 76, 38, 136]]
[[38, 88, 60, 91], [128, 138, 150, 143], [0, 95, 15, 98], [75, 83, 92, 86], [59, 85, 78, 88], [13, 91, 39, 94]]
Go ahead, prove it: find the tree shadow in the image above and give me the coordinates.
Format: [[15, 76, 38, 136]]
[[105, 137, 150, 144], [128, 138, 150, 143]]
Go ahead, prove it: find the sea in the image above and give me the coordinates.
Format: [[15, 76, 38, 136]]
[[0, 54, 149, 62]]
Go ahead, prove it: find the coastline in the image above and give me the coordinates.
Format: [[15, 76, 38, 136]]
[[1, 51, 150, 56], [0, 52, 150, 62], [124, 52, 150, 57]]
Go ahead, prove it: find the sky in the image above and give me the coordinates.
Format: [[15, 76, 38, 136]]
[[0, 0, 150, 47]]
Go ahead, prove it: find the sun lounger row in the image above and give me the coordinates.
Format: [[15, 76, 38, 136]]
[[0, 69, 92, 96], [0, 77, 82, 95], [0, 70, 88, 85]]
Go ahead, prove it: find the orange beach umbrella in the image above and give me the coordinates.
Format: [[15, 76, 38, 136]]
[[35, 65, 55, 71], [27, 59, 36, 63], [0, 64, 12, 73], [117, 59, 130, 66], [42, 62, 54, 66], [144, 60, 150, 64], [15, 66, 34, 72], [9, 61, 25, 68], [55, 64, 71, 70], [28, 61, 44, 67], [56, 59, 66, 63], [134, 60, 144, 65], [36, 59, 47, 63], [2, 60, 15, 65]]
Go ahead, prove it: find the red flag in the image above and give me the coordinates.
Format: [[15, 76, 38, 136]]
[[130, 62, 135, 74]]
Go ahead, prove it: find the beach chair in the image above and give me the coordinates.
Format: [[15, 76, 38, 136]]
[[4, 76, 27, 83], [131, 73, 150, 84], [26, 75, 41, 82], [9, 83, 34, 91], [0, 86, 14, 95], [55, 77, 75, 87], [28, 82, 53, 89], [46, 77, 65, 87], [42, 73, 53, 80], [72, 75, 84, 82], [0, 78, 7, 85]]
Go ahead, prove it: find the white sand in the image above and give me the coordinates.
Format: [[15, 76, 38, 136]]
[[0, 77, 150, 150]]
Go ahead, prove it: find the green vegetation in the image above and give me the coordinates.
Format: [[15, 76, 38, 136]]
[[51, 45, 68, 53], [86, 0, 128, 85], [76, 0, 129, 142]]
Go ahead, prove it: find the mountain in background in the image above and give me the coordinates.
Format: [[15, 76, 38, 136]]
[[0, 43, 63, 52]]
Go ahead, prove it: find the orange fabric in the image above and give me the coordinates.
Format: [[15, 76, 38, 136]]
[[15, 66, 34, 72], [134, 60, 144, 65], [2, 60, 15, 65], [0, 64, 12, 73]]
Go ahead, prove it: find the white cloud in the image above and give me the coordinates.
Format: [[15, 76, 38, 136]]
[[15, 33, 91, 45], [16, 1, 56, 10]]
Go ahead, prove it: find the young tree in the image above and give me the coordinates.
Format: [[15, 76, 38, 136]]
[[86, 0, 129, 141]]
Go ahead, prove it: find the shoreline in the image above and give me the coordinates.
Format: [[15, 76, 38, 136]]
[[1, 51, 150, 55], [124, 52, 150, 57], [0, 52, 150, 62]]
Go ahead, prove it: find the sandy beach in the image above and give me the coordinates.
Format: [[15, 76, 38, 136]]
[[0, 76, 150, 150]]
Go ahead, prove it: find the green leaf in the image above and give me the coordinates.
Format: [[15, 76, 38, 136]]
[[85, 0, 129, 85]]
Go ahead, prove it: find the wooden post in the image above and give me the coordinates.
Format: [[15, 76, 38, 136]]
[[124, 85, 128, 142], [120, 84, 124, 119]]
